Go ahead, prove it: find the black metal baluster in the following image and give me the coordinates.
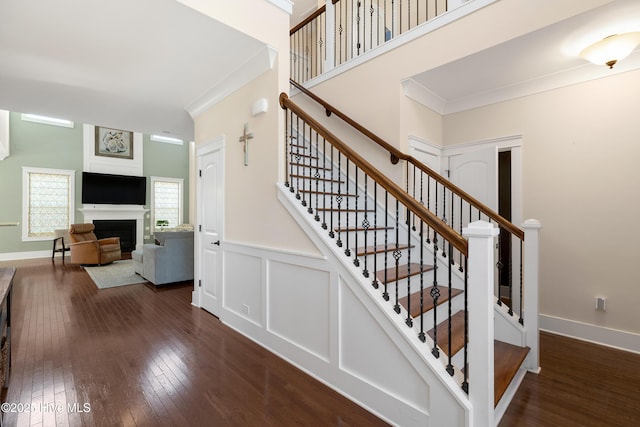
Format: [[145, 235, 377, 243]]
[[442, 188, 447, 257], [372, 181, 378, 287], [418, 218, 425, 342], [329, 144, 335, 238], [393, 199, 401, 314], [353, 165, 360, 266], [383, 191, 389, 301], [519, 241, 524, 325], [285, 108, 290, 188], [430, 231, 440, 358], [405, 207, 412, 327], [321, 136, 328, 229], [361, 173, 368, 274], [459, 198, 464, 272], [314, 132, 320, 220], [446, 242, 454, 376], [336, 151, 343, 247], [426, 175, 431, 243], [412, 165, 417, 231], [295, 115, 301, 198], [345, 158, 351, 256]]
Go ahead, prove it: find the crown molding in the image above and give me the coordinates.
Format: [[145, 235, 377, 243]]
[[185, 45, 278, 119]]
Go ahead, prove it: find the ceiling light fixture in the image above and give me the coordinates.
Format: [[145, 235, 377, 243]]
[[579, 32, 640, 69], [150, 134, 184, 145]]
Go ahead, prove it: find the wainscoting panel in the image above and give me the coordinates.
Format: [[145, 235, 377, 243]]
[[338, 277, 430, 415], [267, 260, 331, 362], [223, 250, 262, 326]]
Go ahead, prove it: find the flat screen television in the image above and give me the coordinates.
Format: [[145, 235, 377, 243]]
[[82, 172, 146, 205]]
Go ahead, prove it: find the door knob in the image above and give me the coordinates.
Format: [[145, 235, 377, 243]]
[[213, 240, 220, 246]]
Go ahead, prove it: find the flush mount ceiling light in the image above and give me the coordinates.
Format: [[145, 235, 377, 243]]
[[580, 32, 640, 69]]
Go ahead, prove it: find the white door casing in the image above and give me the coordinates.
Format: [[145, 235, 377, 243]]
[[195, 137, 224, 316]]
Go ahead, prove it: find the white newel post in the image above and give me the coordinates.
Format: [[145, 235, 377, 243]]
[[463, 220, 499, 427], [522, 219, 542, 373], [324, 0, 336, 73]]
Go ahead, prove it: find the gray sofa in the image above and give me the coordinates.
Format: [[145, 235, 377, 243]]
[[132, 231, 194, 285]]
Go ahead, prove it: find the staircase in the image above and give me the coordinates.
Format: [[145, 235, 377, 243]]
[[278, 88, 540, 426]]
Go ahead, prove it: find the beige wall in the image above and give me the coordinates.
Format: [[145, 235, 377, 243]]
[[444, 69, 640, 335], [188, 0, 320, 255]]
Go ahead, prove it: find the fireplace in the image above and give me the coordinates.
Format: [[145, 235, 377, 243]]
[[79, 205, 148, 252], [94, 220, 136, 253]]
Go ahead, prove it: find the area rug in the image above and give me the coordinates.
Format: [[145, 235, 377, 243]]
[[84, 260, 148, 289]]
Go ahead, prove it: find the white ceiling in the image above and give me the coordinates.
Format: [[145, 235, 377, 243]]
[[0, 0, 268, 140], [407, 0, 640, 114]]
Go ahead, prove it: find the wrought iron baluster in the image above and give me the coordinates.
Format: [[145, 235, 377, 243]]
[[426, 175, 431, 243], [383, 191, 389, 301], [393, 199, 401, 314], [459, 198, 464, 271], [322, 136, 328, 229], [345, 158, 351, 255], [442, 187, 447, 257], [405, 207, 412, 327], [336, 151, 343, 247], [519, 240, 524, 325], [360, 172, 368, 273], [314, 132, 320, 220], [329, 144, 335, 238], [295, 115, 301, 198], [412, 164, 417, 231], [431, 231, 440, 358], [285, 108, 290, 188], [418, 219, 425, 342], [446, 242, 454, 376]]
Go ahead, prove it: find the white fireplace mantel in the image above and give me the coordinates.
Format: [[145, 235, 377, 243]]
[[79, 205, 148, 251]]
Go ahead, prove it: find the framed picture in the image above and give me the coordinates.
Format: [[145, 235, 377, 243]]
[[95, 126, 133, 159]]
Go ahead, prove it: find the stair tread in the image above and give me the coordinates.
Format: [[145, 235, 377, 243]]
[[355, 243, 413, 256], [494, 340, 530, 406], [290, 174, 343, 183], [335, 226, 393, 232], [376, 263, 434, 285], [301, 190, 357, 197], [399, 285, 462, 318], [427, 310, 466, 356], [315, 208, 375, 212]]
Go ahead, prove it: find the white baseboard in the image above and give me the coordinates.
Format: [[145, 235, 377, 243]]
[[540, 314, 640, 355], [0, 250, 52, 261]]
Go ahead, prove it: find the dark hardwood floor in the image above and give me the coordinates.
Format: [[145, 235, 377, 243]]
[[0, 258, 387, 427], [500, 331, 640, 426], [1, 257, 639, 426]]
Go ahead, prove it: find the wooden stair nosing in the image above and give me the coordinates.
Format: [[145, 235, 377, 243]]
[[398, 285, 462, 318], [375, 263, 435, 285], [334, 226, 394, 232], [427, 310, 466, 356], [494, 341, 530, 406], [355, 243, 414, 256]]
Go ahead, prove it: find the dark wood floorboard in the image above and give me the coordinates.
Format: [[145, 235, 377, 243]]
[[0, 258, 387, 427], [500, 331, 640, 427]]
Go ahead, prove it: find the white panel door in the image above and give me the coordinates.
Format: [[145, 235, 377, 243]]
[[448, 146, 498, 211], [197, 141, 224, 317]]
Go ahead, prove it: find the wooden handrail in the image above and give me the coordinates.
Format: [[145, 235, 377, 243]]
[[290, 5, 327, 36], [290, 79, 524, 240], [280, 92, 469, 256]]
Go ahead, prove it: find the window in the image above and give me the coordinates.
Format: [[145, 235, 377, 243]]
[[151, 177, 183, 231], [22, 167, 75, 241]]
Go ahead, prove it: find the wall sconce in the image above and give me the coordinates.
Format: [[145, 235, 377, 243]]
[[580, 32, 640, 69]]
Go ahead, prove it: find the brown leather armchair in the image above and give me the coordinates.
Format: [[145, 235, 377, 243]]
[[68, 223, 121, 265]]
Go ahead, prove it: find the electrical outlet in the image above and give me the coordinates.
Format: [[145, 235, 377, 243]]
[[242, 304, 250, 315], [595, 297, 606, 311]]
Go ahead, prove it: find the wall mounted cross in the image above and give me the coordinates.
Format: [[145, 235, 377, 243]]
[[238, 123, 254, 166]]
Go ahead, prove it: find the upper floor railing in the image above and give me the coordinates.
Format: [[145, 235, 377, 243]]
[[291, 0, 451, 83]]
